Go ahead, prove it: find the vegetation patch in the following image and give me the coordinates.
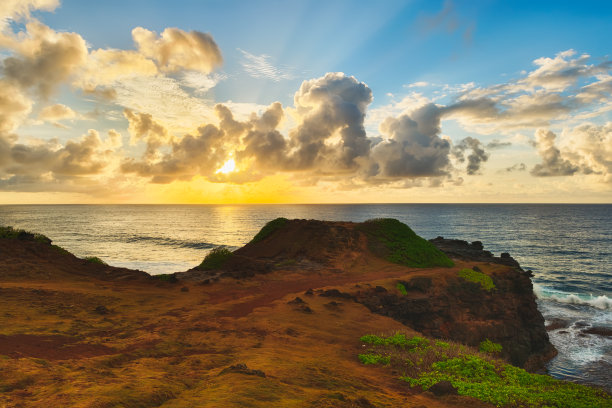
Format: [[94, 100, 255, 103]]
[[0, 226, 51, 244], [250, 217, 289, 244], [358, 332, 611, 408], [198, 246, 234, 270], [358, 219, 454, 268], [396, 282, 408, 295], [85, 256, 107, 265], [458, 268, 495, 291], [479, 339, 502, 354], [153, 273, 178, 283]]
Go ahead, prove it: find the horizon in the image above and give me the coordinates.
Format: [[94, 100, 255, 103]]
[[1, 1, 611, 204]]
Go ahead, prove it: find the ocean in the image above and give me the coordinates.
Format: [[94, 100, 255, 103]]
[[0, 204, 610, 390]]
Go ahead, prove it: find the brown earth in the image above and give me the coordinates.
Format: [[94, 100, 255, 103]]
[[0, 220, 555, 407]]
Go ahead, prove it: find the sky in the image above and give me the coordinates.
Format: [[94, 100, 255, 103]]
[[0, 0, 611, 204]]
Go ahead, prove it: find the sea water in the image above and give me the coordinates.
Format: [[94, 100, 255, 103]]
[[0, 204, 610, 390]]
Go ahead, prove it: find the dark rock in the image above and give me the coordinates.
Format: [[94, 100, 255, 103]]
[[374, 286, 387, 293], [180, 286, 189, 292], [429, 380, 458, 396], [583, 327, 612, 337], [352, 397, 376, 408], [471, 241, 484, 250], [319, 289, 353, 299], [546, 318, 569, 331], [304, 288, 314, 296], [298, 305, 313, 314], [324, 301, 342, 309], [403, 277, 432, 293], [288, 297, 305, 305], [94, 305, 109, 315], [472, 265, 482, 272], [501, 252, 511, 259], [219, 363, 266, 377]]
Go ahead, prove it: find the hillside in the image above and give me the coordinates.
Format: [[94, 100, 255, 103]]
[[0, 220, 609, 407]]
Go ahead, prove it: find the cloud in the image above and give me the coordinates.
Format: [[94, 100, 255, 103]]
[[530, 129, 579, 177], [0, 0, 58, 22], [486, 139, 511, 149], [180, 71, 226, 94], [1, 21, 88, 99], [369, 104, 451, 179], [452, 136, 489, 175], [564, 123, 612, 182], [132, 27, 222, 74], [505, 163, 526, 172], [38, 103, 76, 122], [0, 79, 32, 133], [123, 109, 170, 160], [238, 49, 294, 81]]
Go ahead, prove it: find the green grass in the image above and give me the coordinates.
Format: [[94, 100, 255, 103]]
[[357, 332, 612, 408], [479, 339, 502, 354], [0, 226, 51, 244], [198, 246, 233, 270], [357, 219, 454, 268], [152, 274, 178, 283], [396, 282, 408, 295], [458, 268, 496, 291], [250, 218, 289, 244], [85, 256, 107, 265]]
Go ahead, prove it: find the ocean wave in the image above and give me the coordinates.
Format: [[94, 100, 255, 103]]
[[534, 284, 612, 310], [122, 235, 217, 250]]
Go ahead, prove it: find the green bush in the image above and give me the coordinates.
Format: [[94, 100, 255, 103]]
[[0, 226, 51, 244], [84, 256, 107, 265], [396, 282, 408, 295], [358, 332, 612, 408], [358, 354, 390, 365], [458, 268, 495, 291], [198, 246, 233, 270], [479, 339, 502, 354], [250, 218, 289, 244], [358, 219, 454, 268]]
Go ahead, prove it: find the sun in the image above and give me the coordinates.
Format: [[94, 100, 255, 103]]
[[215, 158, 236, 174]]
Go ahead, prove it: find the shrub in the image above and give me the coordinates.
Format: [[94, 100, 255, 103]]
[[250, 218, 289, 244], [0, 226, 51, 244], [396, 282, 408, 295], [85, 256, 107, 265], [358, 332, 611, 408], [153, 274, 178, 283], [458, 268, 495, 291], [198, 246, 233, 270], [358, 219, 454, 268], [479, 339, 502, 354], [358, 354, 390, 365]]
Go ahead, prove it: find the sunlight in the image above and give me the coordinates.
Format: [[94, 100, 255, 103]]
[[215, 158, 236, 174]]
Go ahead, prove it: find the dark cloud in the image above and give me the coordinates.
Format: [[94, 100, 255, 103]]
[[530, 129, 579, 177], [370, 104, 451, 178], [452, 136, 489, 175], [487, 139, 511, 149], [505, 163, 526, 172]]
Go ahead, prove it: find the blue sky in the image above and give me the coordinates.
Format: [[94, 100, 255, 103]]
[[0, 0, 611, 203]]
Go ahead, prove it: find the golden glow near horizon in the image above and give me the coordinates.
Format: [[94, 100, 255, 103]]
[[215, 158, 236, 174]]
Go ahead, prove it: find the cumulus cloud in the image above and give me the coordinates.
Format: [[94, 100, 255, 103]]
[[452, 136, 489, 175], [530, 129, 579, 177], [1, 21, 88, 99], [0, 79, 32, 133], [132, 27, 222, 74], [0, 0, 58, 22], [123, 109, 170, 160], [505, 163, 526, 172], [370, 104, 451, 179]]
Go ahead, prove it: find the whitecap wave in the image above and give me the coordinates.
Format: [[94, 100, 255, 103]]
[[534, 284, 612, 310]]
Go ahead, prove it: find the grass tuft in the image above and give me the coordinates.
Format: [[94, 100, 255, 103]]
[[250, 218, 289, 244], [0, 226, 52, 244], [85, 256, 107, 265], [396, 282, 408, 295], [358, 219, 454, 268], [458, 268, 496, 291], [198, 246, 233, 270]]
